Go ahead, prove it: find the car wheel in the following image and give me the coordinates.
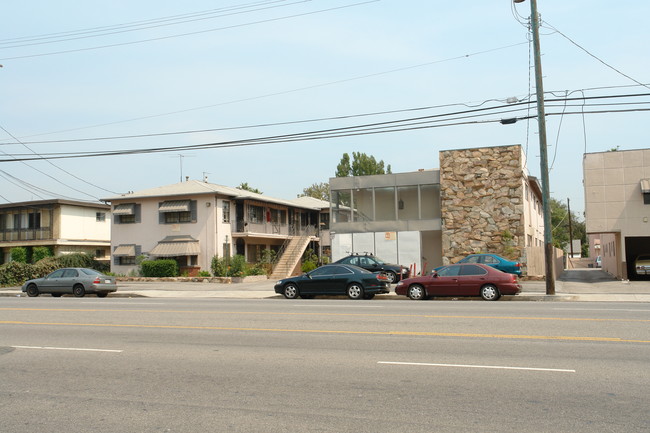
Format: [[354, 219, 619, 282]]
[[73, 284, 86, 298], [384, 271, 397, 284], [283, 283, 299, 299], [363, 293, 375, 300], [96, 292, 108, 298], [480, 284, 500, 301], [26, 284, 40, 297], [408, 285, 426, 300], [51, 293, 62, 297], [347, 283, 364, 300]]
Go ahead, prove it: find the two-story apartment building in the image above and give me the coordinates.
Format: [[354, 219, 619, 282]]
[[0, 199, 111, 263], [104, 180, 329, 276], [329, 145, 550, 276]]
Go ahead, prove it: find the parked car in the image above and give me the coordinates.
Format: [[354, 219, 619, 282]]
[[595, 256, 602, 268], [333, 253, 410, 283], [22, 268, 118, 298], [274, 264, 391, 299], [456, 253, 522, 276], [395, 263, 521, 301], [635, 255, 650, 275]]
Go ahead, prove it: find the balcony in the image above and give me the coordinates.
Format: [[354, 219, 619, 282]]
[[0, 228, 53, 242]]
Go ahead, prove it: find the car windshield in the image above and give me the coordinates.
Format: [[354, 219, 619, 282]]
[[372, 257, 386, 265]]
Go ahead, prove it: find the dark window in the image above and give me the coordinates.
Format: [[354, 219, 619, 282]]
[[62, 269, 79, 278], [96, 212, 106, 222], [331, 266, 353, 275], [13, 214, 21, 229], [118, 256, 136, 265], [463, 256, 480, 264], [460, 264, 488, 276], [222, 201, 230, 223], [310, 267, 332, 277], [164, 211, 192, 223], [28, 213, 41, 229], [320, 213, 330, 230], [644, 193, 650, 205], [249, 205, 264, 223], [118, 214, 136, 224], [438, 265, 461, 277]]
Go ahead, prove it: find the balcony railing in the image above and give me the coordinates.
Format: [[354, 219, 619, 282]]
[[234, 221, 318, 237], [0, 228, 53, 242]]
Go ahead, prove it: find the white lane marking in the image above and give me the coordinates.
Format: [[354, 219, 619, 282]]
[[291, 304, 384, 308], [553, 308, 649, 312], [378, 361, 575, 373], [12, 346, 122, 353]]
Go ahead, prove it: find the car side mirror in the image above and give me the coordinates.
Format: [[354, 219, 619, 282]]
[[431, 271, 438, 278]]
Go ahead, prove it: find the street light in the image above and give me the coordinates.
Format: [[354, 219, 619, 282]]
[[514, 0, 555, 295]]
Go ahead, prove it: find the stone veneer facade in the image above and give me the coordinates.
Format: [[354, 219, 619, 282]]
[[440, 145, 526, 265]]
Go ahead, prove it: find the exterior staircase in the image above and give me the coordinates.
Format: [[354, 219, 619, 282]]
[[270, 235, 312, 280]]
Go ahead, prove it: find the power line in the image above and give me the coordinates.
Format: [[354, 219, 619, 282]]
[[0, 1, 292, 46], [0, 1, 379, 61], [4, 91, 647, 147]]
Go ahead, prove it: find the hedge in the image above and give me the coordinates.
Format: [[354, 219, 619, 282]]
[[140, 260, 179, 277]]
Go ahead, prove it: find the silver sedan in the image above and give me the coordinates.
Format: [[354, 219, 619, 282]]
[[22, 268, 117, 298]]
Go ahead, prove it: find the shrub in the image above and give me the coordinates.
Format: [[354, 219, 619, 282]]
[[58, 253, 94, 269], [10, 247, 27, 264], [198, 271, 211, 277], [211, 256, 229, 277], [301, 248, 319, 273], [229, 255, 247, 277], [140, 259, 178, 277], [0, 261, 32, 286], [32, 246, 53, 263]]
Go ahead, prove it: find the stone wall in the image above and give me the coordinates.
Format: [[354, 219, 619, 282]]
[[440, 145, 526, 264]]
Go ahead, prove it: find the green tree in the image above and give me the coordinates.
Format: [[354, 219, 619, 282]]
[[335, 152, 391, 177], [237, 182, 262, 194], [300, 182, 330, 201], [550, 198, 587, 256]]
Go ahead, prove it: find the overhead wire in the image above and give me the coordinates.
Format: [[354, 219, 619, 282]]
[[0, 1, 379, 61], [0, 0, 293, 47]]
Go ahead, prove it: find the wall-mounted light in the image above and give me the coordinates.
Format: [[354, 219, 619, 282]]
[[398, 199, 404, 210]]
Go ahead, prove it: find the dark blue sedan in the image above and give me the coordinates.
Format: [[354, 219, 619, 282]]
[[274, 264, 390, 299], [456, 253, 522, 276]]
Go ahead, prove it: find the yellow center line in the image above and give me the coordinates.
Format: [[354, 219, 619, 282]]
[[1, 308, 648, 323], [1, 320, 649, 343]]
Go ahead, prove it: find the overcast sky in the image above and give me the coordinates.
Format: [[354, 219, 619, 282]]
[[1, 1, 649, 216]]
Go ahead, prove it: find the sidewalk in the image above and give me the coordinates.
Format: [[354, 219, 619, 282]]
[[2, 269, 650, 301]]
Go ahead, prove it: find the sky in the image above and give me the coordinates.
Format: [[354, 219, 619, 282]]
[[1, 0, 649, 217]]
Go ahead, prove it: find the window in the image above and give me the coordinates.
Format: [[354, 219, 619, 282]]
[[117, 256, 136, 265], [460, 264, 488, 276], [95, 249, 105, 258], [118, 214, 136, 224], [158, 200, 195, 224], [319, 212, 329, 230], [438, 265, 461, 277], [164, 211, 192, 223], [374, 187, 396, 221], [13, 214, 21, 229], [222, 201, 231, 223], [248, 205, 264, 223], [96, 212, 106, 222], [270, 209, 286, 224], [28, 213, 41, 229]]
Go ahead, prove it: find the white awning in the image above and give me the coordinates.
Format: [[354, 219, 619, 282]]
[[113, 245, 136, 257], [641, 179, 650, 193], [159, 200, 191, 213], [150, 239, 200, 257], [113, 204, 135, 215]]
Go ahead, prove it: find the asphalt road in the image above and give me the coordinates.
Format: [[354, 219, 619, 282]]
[[1, 297, 649, 432]]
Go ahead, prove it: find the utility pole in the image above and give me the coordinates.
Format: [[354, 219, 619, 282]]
[[516, 0, 555, 294], [567, 198, 574, 258]]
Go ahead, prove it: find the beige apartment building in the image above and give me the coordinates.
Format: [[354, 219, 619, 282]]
[[584, 148, 650, 280], [0, 199, 111, 263]]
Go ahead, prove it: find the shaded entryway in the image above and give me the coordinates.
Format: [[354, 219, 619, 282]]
[[625, 236, 650, 281]]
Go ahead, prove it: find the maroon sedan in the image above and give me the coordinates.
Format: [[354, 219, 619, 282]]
[[394, 263, 521, 301]]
